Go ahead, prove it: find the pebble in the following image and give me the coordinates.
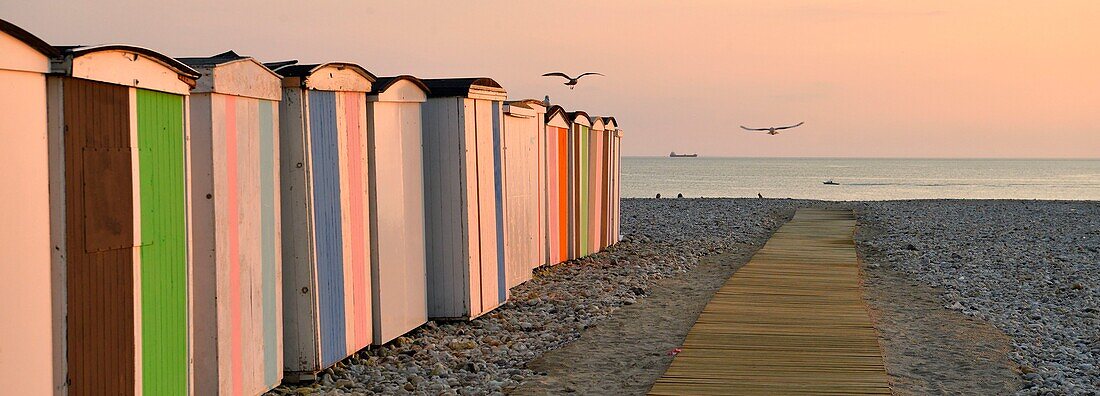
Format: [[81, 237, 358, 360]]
[[272, 199, 1099, 395]]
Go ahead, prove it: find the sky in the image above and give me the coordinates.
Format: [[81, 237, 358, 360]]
[[4, 1, 1098, 158]]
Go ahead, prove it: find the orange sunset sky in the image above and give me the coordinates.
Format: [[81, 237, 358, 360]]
[[3, 1, 1098, 158]]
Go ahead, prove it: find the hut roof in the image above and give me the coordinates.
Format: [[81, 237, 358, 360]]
[[55, 44, 201, 80], [370, 75, 430, 95], [602, 116, 618, 128], [545, 105, 567, 123], [421, 78, 506, 98], [0, 18, 57, 56], [568, 110, 592, 125], [270, 62, 377, 82]]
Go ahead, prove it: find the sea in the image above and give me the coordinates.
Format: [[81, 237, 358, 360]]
[[621, 157, 1100, 201]]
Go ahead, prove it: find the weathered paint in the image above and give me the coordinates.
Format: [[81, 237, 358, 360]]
[[589, 120, 604, 253], [492, 102, 506, 303], [186, 53, 284, 395], [365, 78, 429, 345], [501, 103, 546, 287], [278, 68, 373, 375], [48, 45, 197, 396], [555, 126, 569, 263], [58, 77, 138, 396], [421, 79, 508, 320], [0, 25, 53, 395], [578, 125, 590, 257]]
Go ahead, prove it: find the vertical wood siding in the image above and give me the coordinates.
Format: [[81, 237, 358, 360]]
[[366, 99, 428, 344], [567, 126, 576, 260], [590, 130, 602, 252], [422, 98, 470, 318], [258, 99, 282, 388], [423, 98, 506, 319], [578, 125, 590, 257], [306, 90, 348, 367], [63, 77, 136, 396], [544, 126, 559, 265], [556, 127, 569, 263], [491, 102, 506, 304], [192, 92, 283, 395], [136, 88, 188, 396], [503, 112, 541, 287], [278, 88, 320, 372]]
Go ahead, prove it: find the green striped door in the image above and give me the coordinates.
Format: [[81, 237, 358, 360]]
[[136, 89, 189, 395]]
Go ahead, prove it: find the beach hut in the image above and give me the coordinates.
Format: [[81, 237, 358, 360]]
[[588, 117, 606, 253], [612, 127, 624, 242], [421, 78, 509, 320], [544, 106, 571, 266], [502, 100, 547, 288], [568, 111, 592, 259], [268, 61, 376, 378], [364, 76, 430, 344], [0, 19, 57, 394], [178, 51, 284, 395], [47, 43, 200, 395], [602, 117, 619, 248]]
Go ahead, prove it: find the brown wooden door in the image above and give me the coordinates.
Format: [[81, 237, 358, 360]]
[[63, 77, 136, 396]]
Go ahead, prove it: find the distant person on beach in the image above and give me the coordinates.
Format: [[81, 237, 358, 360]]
[[656, 193, 661, 199], [758, 193, 764, 198], [677, 193, 683, 198]]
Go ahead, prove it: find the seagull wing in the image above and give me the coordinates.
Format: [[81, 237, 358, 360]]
[[576, 72, 604, 79], [773, 121, 805, 130], [740, 126, 769, 131], [542, 72, 573, 80]]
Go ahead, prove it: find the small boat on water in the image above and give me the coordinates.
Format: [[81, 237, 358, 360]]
[[823, 180, 839, 185], [670, 151, 698, 158]]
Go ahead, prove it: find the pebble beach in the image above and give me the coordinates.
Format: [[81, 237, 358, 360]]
[[271, 198, 1099, 395]]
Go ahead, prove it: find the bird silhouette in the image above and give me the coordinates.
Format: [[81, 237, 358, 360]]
[[542, 72, 604, 89], [740, 122, 805, 135]]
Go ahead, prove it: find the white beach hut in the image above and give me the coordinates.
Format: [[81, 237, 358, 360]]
[[502, 100, 548, 288], [178, 50, 284, 395], [421, 78, 509, 320], [364, 75, 430, 344], [267, 60, 377, 378], [0, 19, 57, 395]]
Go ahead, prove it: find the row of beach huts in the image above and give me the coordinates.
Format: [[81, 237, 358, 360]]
[[0, 19, 624, 396]]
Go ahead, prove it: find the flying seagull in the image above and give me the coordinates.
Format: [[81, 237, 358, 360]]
[[740, 122, 805, 135], [542, 72, 604, 89]]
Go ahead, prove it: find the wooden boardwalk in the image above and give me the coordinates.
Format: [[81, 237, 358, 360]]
[[649, 209, 890, 395]]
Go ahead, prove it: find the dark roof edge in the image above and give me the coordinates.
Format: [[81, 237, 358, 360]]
[[59, 44, 201, 79], [371, 75, 430, 95], [0, 18, 58, 56]]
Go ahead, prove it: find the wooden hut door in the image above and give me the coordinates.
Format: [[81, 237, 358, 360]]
[[63, 78, 137, 396], [134, 88, 189, 395]]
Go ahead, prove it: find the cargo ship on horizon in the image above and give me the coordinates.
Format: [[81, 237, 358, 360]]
[[669, 151, 698, 158]]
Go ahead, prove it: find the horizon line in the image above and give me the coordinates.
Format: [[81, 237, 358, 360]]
[[624, 155, 1100, 160]]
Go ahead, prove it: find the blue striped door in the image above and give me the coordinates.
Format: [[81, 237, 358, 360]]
[[308, 90, 347, 366], [492, 101, 506, 303]]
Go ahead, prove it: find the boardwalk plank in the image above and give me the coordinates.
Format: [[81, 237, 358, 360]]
[[649, 209, 890, 395]]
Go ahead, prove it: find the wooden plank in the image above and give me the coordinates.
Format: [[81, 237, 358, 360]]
[[649, 209, 890, 396], [63, 77, 136, 396], [136, 88, 189, 395], [306, 90, 348, 368]]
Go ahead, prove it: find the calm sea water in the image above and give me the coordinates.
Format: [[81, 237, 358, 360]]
[[622, 157, 1100, 201]]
